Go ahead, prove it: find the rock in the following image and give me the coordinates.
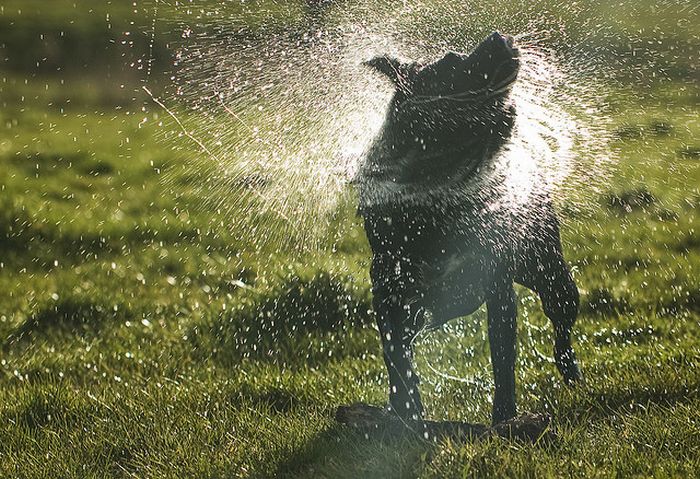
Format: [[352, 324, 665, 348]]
[[335, 403, 555, 443]]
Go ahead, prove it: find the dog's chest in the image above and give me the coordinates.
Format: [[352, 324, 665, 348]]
[[365, 206, 513, 326], [416, 228, 500, 320]]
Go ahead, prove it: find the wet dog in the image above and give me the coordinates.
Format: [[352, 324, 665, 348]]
[[357, 32, 582, 424]]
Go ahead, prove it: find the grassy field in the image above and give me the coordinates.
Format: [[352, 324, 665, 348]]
[[1, 1, 699, 477]]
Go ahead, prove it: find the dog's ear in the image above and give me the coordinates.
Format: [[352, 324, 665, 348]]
[[363, 55, 418, 87]]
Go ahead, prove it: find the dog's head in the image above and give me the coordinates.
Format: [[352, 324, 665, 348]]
[[365, 32, 519, 133], [359, 33, 520, 196]]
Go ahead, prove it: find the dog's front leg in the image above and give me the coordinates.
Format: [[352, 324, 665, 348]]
[[372, 261, 423, 419], [486, 280, 518, 425], [375, 294, 424, 421]]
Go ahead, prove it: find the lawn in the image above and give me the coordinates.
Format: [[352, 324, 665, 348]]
[[0, 1, 699, 478]]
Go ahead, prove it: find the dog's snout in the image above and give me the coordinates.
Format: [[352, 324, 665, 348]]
[[490, 31, 518, 57]]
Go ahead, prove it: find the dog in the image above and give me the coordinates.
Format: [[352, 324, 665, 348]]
[[356, 32, 582, 425]]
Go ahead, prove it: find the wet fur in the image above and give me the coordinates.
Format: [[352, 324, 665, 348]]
[[358, 33, 582, 424]]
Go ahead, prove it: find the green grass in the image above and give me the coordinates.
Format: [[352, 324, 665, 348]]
[[1, 1, 699, 478]]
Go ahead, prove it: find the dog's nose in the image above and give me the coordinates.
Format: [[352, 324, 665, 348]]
[[491, 31, 514, 48], [490, 31, 517, 57]]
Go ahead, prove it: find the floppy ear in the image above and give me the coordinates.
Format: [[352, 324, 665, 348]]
[[363, 55, 418, 87]]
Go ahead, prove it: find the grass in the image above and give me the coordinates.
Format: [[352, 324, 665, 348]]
[[1, 0, 699, 477]]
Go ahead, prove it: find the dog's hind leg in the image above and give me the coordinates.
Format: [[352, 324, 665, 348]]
[[538, 260, 583, 385], [519, 250, 583, 384], [517, 204, 583, 385], [486, 279, 518, 425]]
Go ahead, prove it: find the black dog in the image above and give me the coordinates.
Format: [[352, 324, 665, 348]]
[[357, 32, 582, 425]]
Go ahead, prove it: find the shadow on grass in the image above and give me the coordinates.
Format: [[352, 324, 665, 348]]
[[604, 187, 656, 214], [580, 288, 632, 316], [191, 269, 376, 367], [274, 407, 558, 478], [0, 194, 123, 266], [231, 384, 312, 414], [5, 383, 89, 429], [278, 354, 700, 477], [0, 191, 237, 271], [6, 292, 132, 346], [274, 422, 430, 479], [535, 350, 700, 423]]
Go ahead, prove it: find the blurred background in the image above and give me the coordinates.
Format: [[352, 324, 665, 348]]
[[0, 1, 699, 477]]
